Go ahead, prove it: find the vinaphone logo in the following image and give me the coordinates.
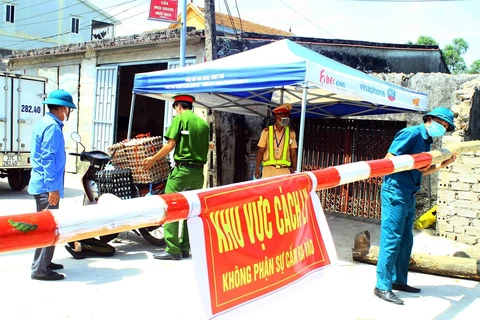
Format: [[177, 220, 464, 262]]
[[387, 88, 396, 101], [359, 83, 385, 98], [319, 69, 346, 88]]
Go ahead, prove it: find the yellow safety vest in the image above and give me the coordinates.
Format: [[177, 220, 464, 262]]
[[263, 125, 291, 167]]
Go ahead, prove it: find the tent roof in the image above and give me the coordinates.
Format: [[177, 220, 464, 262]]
[[133, 39, 428, 118]]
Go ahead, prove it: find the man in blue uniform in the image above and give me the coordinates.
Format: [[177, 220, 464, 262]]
[[374, 107, 457, 304], [29, 89, 77, 281]]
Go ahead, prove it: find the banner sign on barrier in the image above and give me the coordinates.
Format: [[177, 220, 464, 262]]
[[191, 173, 336, 318]]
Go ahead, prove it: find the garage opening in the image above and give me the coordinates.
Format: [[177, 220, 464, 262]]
[[115, 63, 168, 143]]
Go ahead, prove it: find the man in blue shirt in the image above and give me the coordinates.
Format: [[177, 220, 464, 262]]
[[29, 89, 77, 281], [374, 107, 457, 304]]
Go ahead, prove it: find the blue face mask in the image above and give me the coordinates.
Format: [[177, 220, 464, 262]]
[[427, 121, 446, 137]]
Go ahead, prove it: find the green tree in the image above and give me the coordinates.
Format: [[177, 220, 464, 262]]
[[407, 36, 471, 74], [406, 36, 438, 46], [416, 36, 438, 46], [443, 38, 469, 74], [469, 60, 480, 74]]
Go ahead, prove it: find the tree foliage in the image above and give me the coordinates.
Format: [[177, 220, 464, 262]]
[[416, 36, 438, 46], [443, 38, 469, 74], [469, 60, 480, 74], [408, 36, 475, 74]]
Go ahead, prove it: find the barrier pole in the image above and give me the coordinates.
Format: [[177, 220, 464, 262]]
[[1, 141, 479, 254]]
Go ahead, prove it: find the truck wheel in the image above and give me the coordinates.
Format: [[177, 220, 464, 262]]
[[8, 169, 29, 191]]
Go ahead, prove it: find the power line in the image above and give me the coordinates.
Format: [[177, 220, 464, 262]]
[[0, 1, 83, 26], [11, 0, 56, 12], [278, 0, 335, 38], [7, 0, 147, 50], [13, 1, 204, 51], [223, 0, 240, 38], [234, 0, 244, 35], [1, 0, 137, 29]]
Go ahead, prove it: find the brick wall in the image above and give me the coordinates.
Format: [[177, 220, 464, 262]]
[[437, 79, 480, 247]]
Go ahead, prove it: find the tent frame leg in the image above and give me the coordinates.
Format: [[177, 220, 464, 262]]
[[127, 93, 136, 139], [296, 85, 308, 173]]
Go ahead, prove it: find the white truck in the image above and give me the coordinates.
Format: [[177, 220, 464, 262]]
[[0, 72, 46, 190]]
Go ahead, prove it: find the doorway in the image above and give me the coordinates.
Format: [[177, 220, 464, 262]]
[[115, 63, 167, 143]]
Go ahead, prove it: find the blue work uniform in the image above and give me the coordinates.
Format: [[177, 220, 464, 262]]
[[376, 124, 432, 291], [28, 112, 66, 198], [28, 112, 66, 278]]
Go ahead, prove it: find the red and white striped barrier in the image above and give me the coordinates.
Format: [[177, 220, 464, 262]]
[[1, 141, 479, 318]]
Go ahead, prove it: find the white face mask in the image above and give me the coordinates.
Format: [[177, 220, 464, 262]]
[[426, 121, 446, 137], [279, 117, 290, 127], [62, 109, 70, 122]]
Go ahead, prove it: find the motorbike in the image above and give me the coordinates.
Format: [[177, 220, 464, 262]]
[[68, 132, 166, 255]]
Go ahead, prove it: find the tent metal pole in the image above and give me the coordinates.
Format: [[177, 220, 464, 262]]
[[127, 93, 136, 139], [296, 85, 308, 173]]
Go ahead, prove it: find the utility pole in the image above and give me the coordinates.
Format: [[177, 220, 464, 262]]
[[204, 0, 217, 61], [204, 0, 218, 187]]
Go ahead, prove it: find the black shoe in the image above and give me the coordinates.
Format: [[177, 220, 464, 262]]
[[392, 284, 421, 293], [153, 251, 181, 260], [374, 288, 404, 305], [181, 250, 190, 258], [65, 245, 85, 260], [48, 262, 64, 270], [31, 270, 65, 281]]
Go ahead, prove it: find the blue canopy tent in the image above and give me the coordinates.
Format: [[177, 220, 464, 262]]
[[131, 39, 428, 172]]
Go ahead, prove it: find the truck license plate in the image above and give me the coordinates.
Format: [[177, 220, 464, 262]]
[[3, 155, 18, 166]]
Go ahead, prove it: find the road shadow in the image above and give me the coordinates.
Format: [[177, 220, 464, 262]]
[[424, 283, 480, 320]]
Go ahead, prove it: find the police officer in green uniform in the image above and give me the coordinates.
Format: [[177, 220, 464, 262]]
[[143, 94, 209, 260]]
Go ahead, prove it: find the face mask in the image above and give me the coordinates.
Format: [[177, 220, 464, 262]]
[[63, 109, 70, 122], [426, 121, 446, 137], [279, 117, 290, 127]]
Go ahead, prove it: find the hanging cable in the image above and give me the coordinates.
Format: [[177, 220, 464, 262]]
[[1, 0, 137, 29], [13, 2, 202, 52], [222, 0, 239, 39], [234, 0, 243, 35], [8, 0, 148, 50], [278, 0, 335, 38]]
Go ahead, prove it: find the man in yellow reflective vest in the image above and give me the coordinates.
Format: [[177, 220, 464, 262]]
[[254, 104, 298, 179]]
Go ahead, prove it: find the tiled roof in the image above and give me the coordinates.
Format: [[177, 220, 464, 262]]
[[197, 6, 293, 37]]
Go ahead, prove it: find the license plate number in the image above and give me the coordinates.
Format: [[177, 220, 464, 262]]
[[3, 155, 18, 166]]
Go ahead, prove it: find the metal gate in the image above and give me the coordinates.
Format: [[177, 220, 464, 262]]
[[299, 118, 406, 219], [92, 66, 118, 152]]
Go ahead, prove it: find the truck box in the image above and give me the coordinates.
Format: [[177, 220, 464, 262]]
[[0, 72, 46, 190]]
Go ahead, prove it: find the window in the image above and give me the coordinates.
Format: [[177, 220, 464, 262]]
[[71, 17, 79, 34], [6, 4, 15, 23]]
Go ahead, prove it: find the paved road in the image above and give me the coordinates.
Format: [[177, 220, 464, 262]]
[[1, 173, 479, 320]]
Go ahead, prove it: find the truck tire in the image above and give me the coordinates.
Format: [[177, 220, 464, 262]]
[[8, 169, 29, 191]]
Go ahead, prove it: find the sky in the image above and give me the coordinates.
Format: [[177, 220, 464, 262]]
[[89, 0, 480, 66]]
